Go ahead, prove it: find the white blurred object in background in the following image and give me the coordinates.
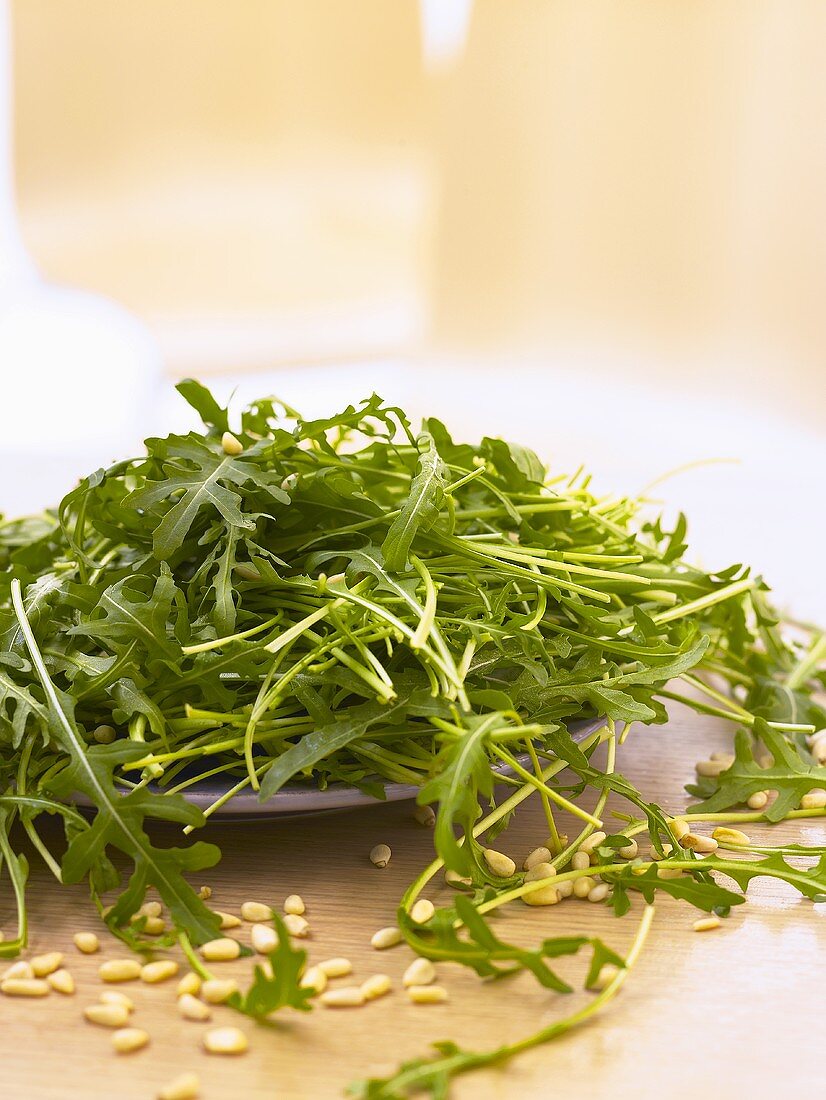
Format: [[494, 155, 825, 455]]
[[0, 0, 160, 516]]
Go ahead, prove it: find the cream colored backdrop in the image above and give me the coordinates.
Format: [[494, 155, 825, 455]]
[[11, 1, 826, 426]]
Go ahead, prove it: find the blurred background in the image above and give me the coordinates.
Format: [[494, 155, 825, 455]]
[[2, 1, 825, 616]]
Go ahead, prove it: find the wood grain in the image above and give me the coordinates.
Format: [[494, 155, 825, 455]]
[[2, 702, 824, 1100]]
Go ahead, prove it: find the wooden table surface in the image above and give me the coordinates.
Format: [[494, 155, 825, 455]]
[[3, 701, 825, 1100]]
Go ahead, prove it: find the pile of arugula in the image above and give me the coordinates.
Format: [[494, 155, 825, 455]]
[[1, 381, 824, 1096]]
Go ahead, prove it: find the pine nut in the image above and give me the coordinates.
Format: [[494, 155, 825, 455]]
[[1, 978, 50, 997], [657, 867, 684, 880], [177, 972, 201, 998], [283, 914, 310, 938], [591, 963, 621, 990], [48, 969, 75, 995], [712, 827, 751, 846], [523, 884, 560, 906], [810, 733, 826, 763], [73, 932, 99, 954], [143, 917, 166, 936], [251, 923, 278, 954], [158, 1071, 201, 1100], [710, 751, 735, 763], [112, 1027, 149, 1054], [524, 861, 556, 883], [413, 804, 436, 827], [801, 788, 826, 809], [4, 960, 33, 980], [573, 876, 595, 898], [747, 791, 769, 810], [141, 960, 179, 984], [403, 957, 436, 987], [93, 724, 117, 744], [444, 869, 472, 889], [680, 833, 719, 854], [198, 885, 212, 900], [408, 985, 448, 1004], [556, 879, 574, 898], [202, 979, 239, 1004], [580, 831, 607, 854], [99, 959, 142, 983], [588, 883, 610, 902], [178, 993, 212, 1021], [138, 900, 162, 919], [669, 818, 690, 841], [696, 759, 731, 777], [284, 894, 305, 916], [370, 843, 392, 868], [571, 852, 590, 872], [85, 1002, 130, 1027], [29, 951, 62, 977], [410, 899, 435, 924], [221, 432, 244, 456], [371, 926, 402, 950], [214, 911, 242, 930], [523, 846, 552, 871], [693, 915, 722, 932], [483, 848, 516, 877], [619, 839, 638, 859], [200, 938, 241, 962], [240, 901, 272, 923], [361, 974, 392, 1001], [649, 843, 673, 861], [299, 966, 327, 995], [318, 957, 352, 979], [100, 990, 135, 1011], [320, 986, 366, 1007], [203, 1026, 248, 1054]]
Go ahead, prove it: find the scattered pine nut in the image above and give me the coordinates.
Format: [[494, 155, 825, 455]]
[[31, 952, 63, 977], [408, 985, 448, 1005], [203, 1026, 249, 1054], [696, 759, 732, 777], [178, 993, 212, 1021], [571, 852, 590, 872], [177, 972, 201, 998], [99, 959, 142, 983], [361, 974, 392, 1001], [318, 957, 352, 979], [48, 969, 75, 995], [444, 869, 472, 889], [573, 876, 595, 898], [580, 831, 607, 855], [141, 960, 179, 984], [801, 788, 826, 810], [556, 880, 574, 898], [523, 884, 560, 906], [158, 1071, 201, 1100], [299, 966, 327, 995], [283, 894, 305, 916], [657, 867, 684, 880], [524, 861, 556, 883], [320, 986, 366, 1008], [669, 818, 690, 842], [483, 848, 516, 877], [403, 957, 436, 988], [93, 724, 117, 744], [73, 932, 100, 955], [100, 990, 135, 1011], [371, 926, 402, 950], [693, 915, 722, 932], [523, 846, 552, 871], [618, 839, 639, 860], [680, 833, 718, 854], [747, 791, 769, 810], [201, 979, 239, 1004], [370, 843, 392, 869], [214, 911, 242, 930], [85, 1002, 130, 1027], [251, 923, 278, 954], [413, 805, 436, 827], [198, 885, 212, 901], [712, 827, 751, 846], [112, 1027, 150, 1054], [138, 900, 162, 919], [410, 899, 435, 925], [283, 914, 310, 938], [200, 938, 241, 962], [588, 883, 610, 903], [1, 978, 50, 997], [241, 901, 272, 923], [221, 432, 244, 456], [649, 843, 673, 861], [4, 960, 34, 980], [143, 917, 166, 936]]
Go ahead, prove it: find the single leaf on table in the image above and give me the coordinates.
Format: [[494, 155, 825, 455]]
[[382, 432, 447, 572]]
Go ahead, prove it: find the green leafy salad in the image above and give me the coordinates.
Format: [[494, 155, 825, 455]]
[[1, 381, 824, 1095]]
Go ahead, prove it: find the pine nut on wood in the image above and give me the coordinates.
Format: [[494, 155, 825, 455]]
[[588, 883, 610, 902], [801, 788, 826, 809], [361, 974, 392, 1001], [73, 932, 99, 954], [693, 915, 722, 932], [31, 952, 63, 977], [370, 843, 392, 868], [141, 960, 179, 984], [198, 885, 212, 900], [444, 869, 472, 889], [251, 923, 278, 954], [680, 833, 719, 854], [523, 846, 552, 871], [524, 862, 556, 883], [143, 917, 166, 936], [320, 986, 366, 1007], [696, 759, 732, 777], [573, 876, 595, 898], [4, 960, 33, 980], [408, 985, 448, 1004], [299, 966, 327, 995], [410, 899, 435, 925], [158, 1071, 201, 1100], [483, 848, 516, 877], [403, 957, 436, 987], [618, 839, 639, 859], [556, 880, 574, 898], [138, 900, 162, 919], [85, 1002, 131, 1027], [283, 894, 305, 916], [747, 791, 769, 810], [48, 969, 75, 995], [571, 851, 590, 872], [200, 937, 241, 962], [240, 901, 272, 923], [99, 959, 142, 983], [177, 972, 201, 998], [522, 884, 560, 906], [201, 979, 239, 1004], [284, 913, 310, 937], [214, 911, 242, 930], [178, 993, 211, 1021], [317, 957, 352, 979], [112, 1027, 150, 1054], [100, 990, 134, 1011], [669, 817, 690, 842], [580, 831, 607, 854], [1, 978, 50, 997], [371, 926, 402, 950], [202, 1026, 249, 1054], [413, 804, 436, 827], [712, 827, 751, 846]]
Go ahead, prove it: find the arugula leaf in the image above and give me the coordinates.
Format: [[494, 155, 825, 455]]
[[232, 913, 314, 1020], [382, 432, 447, 572]]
